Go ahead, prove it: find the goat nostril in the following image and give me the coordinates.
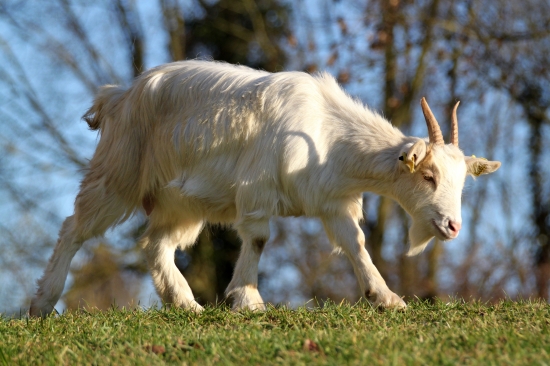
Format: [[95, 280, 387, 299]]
[[448, 220, 462, 233]]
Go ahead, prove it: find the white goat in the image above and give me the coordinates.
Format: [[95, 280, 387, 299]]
[[30, 60, 500, 316]]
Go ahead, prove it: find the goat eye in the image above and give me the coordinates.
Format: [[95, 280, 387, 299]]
[[423, 175, 435, 183]]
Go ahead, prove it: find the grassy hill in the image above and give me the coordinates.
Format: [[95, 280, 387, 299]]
[[1, 300, 548, 365]]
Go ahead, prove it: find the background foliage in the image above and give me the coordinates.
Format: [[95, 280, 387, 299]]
[[0, 0, 549, 315]]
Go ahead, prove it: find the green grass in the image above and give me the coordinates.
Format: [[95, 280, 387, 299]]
[[1, 300, 549, 365]]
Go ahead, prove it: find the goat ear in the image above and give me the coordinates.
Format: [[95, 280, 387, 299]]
[[399, 140, 427, 173], [465, 156, 501, 177]]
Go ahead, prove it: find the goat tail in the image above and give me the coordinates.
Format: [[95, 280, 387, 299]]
[[82, 85, 126, 131]]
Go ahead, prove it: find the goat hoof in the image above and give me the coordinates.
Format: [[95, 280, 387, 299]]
[[227, 285, 266, 311], [232, 302, 267, 312], [29, 307, 50, 318], [371, 291, 407, 310], [29, 299, 55, 318], [187, 301, 204, 313]]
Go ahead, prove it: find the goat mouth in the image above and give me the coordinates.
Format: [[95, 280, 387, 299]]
[[431, 220, 452, 240]]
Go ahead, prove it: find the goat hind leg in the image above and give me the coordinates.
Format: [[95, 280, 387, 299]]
[[30, 182, 129, 317], [140, 222, 204, 312], [30, 215, 84, 317]]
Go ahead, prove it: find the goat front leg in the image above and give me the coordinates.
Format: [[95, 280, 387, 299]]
[[225, 219, 269, 311], [322, 215, 406, 309]]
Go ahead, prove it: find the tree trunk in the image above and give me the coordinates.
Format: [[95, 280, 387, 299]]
[[527, 110, 550, 300]]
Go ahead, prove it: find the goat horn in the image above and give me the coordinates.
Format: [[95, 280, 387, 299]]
[[450, 101, 460, 147], [420, 97, 444, 146]]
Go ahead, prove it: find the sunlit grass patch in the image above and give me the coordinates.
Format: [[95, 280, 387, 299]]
[[1, 299, 548, 365]]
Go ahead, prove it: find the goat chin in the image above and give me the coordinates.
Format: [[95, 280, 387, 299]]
[[406, 221, 435, 256]]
